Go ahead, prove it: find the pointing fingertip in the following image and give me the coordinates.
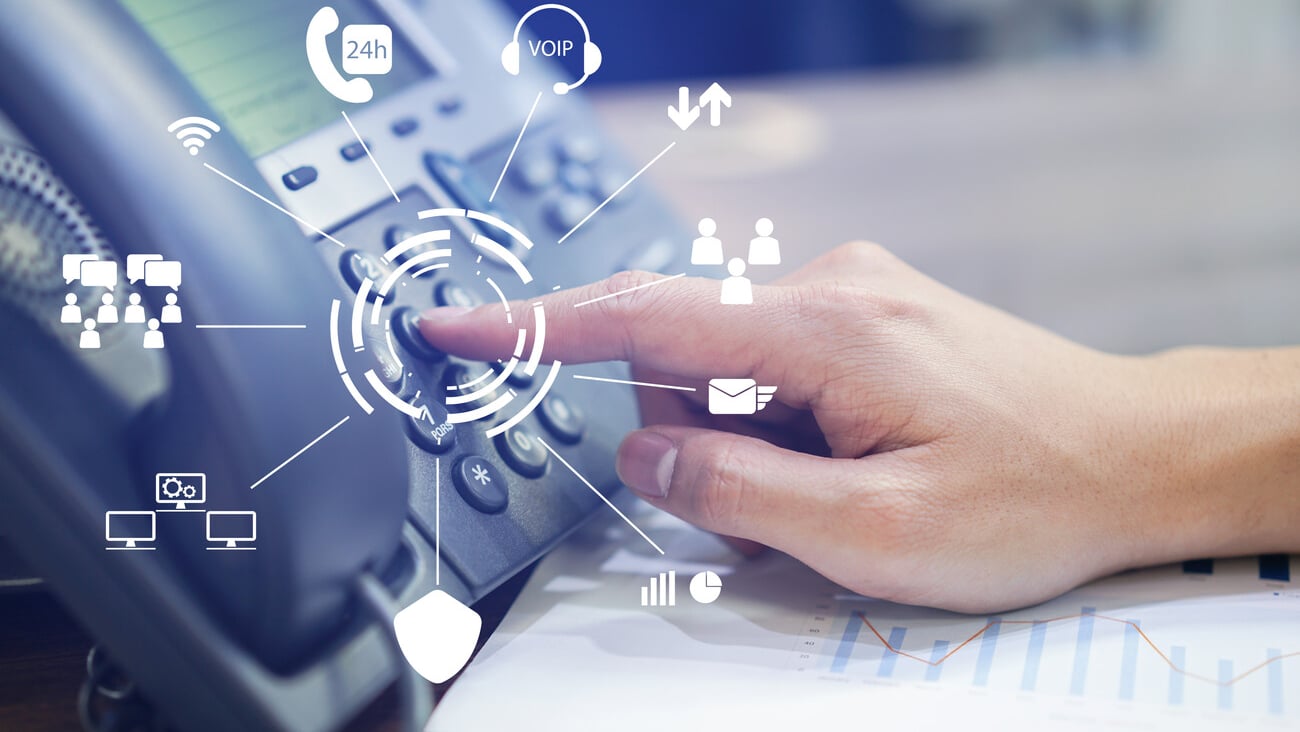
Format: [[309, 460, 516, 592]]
[[617, 431, 677, 499], [419, 306, 473, 323]]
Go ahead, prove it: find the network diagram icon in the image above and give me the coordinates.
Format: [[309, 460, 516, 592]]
[[155, 472, 206, 511]]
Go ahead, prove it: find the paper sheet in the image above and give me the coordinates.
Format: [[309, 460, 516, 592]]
[[430, 508, 1298, 731]]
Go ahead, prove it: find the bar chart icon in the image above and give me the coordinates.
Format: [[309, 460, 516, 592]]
[[640, 570, 676, 607]]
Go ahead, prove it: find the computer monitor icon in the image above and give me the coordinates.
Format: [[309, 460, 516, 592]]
[[105, 511, 156, 550], [155, 472, 206, 511], [206, 511, 256, 551]]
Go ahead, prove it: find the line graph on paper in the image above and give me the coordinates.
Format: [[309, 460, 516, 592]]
[[789, 555, 1297, 721]]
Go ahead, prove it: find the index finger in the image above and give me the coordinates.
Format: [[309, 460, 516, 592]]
[[417, 270, 821, 405]]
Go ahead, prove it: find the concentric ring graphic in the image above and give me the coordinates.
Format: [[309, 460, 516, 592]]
[[329, 207, 561, 438]]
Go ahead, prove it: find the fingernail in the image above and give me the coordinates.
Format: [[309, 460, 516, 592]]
[[617, 431, 676, 499], [419, 306, 472, 322]]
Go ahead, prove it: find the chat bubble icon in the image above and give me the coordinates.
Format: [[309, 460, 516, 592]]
[[144, 260, 182, 291], [126, 254, 164, 284], [80, 260, 119, 290], [62, 253, 99, 284]]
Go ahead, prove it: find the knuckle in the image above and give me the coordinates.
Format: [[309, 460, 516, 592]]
[[822, 240, 896, 270]]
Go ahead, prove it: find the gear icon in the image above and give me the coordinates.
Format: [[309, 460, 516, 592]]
[[161, 476, 184, 499], [181, 484, 197, 499]]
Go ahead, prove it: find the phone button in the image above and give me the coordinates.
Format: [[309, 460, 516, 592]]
[[282, 166, 318, 191], [341, 250, 392, 300], [393, 307, 446, 363], [391, 118, 419, 137], [452, 456, 508, 514], [494, 428, 548, 478], [544, 193, 595, 232], [556, 136, 601, 166], [341, 141, 368, 162], [444, 363, 494, 405], [406, 398, 456, 454], [538, 393, 585, 444], [513, 153, 557, 192], [490, 360, 533, 388], [434, 280, 484, 310]]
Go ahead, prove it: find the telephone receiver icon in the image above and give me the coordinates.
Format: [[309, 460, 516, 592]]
[[306, 6, 373, 104]]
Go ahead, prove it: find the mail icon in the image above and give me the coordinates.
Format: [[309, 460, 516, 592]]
[[708, 378, 778, 415]]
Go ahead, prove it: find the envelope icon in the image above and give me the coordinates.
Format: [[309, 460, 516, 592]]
[[708, 378, 777, 415]]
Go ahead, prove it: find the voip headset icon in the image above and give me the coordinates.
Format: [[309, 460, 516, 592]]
[[501, 4, 602, 95]]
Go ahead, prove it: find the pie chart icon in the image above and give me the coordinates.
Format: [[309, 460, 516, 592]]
[[689, 571, 723, 604]]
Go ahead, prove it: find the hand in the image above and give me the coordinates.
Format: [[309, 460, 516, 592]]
[[419, 242, 1300, 612]]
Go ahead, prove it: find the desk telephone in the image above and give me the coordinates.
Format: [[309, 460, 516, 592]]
[[0, 1, 688, 729]]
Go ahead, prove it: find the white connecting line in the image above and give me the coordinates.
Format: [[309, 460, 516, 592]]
[[557, 141, 677, 244], [572, 272, 685, 308], [490, 91, 543, 203], [203, 163, 348, 248], [537, 435, 664, 555], [249, 415, 351, 490], [195, 324, 307, 329], [341, 110, 401, 203], [572, 374, 696, 392]]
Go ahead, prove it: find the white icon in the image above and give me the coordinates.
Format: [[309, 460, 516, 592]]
[[161, 293, 183, 324], [60, 293, 80, 324], [105, 511, 156, 551], [502, 4, 602, 95], [155, 472, 206, 511], [96, 293, 118, 324], [689, 571, 723, 604], [62, 253, 98, 285], [393, 589, 483, 683], [167, 116, 221, 157], [640, 570, 676, 607], [68, 256, 118, 290], [79, 319, 100, 350], [667, 82, 731, 131], [471, 464, 492, 486], [124, 293, 146, 323], [747, 218, 781, 265], [707, 378, 777, 415], [126, 254, 164, 284], [206, 511, 257, 550], [143, 319, 165, 350], [60, 253, 183, 348], [307, 6, 389, 103], [720, 258, 752, 305], [690, 217, 724, 266], [143, 259, 182, 290]]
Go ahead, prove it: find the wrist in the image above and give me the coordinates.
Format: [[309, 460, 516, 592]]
[[1120, 347, 1300, 564]]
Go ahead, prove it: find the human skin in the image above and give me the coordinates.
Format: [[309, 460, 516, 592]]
[[419, 242, 1300, 613]]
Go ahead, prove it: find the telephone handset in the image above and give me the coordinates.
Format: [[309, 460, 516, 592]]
[[306, 6, 375, 104]]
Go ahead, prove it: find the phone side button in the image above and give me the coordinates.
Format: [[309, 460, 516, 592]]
[[282, 166, 318, 191], [452, 456, 508, 514]]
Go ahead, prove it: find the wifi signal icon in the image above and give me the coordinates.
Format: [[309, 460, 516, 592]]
[[167, 116, 221, 157]]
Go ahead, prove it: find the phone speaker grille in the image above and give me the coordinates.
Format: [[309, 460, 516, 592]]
[[0, 144, 124, 344]]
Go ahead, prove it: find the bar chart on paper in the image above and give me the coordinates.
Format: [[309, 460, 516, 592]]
[[791, 555, 1298, 722]]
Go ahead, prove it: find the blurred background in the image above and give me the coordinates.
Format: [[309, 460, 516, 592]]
[[510, 0, 1300, 355]]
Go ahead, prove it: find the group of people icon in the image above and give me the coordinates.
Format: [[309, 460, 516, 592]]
[[691, 217, 781, 305], [62, 291, 182, 350]]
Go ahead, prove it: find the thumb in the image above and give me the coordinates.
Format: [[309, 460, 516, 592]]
[[615, 426, 862, 552]]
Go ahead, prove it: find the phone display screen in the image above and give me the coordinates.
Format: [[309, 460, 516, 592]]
[[121, 0, 432, 157]]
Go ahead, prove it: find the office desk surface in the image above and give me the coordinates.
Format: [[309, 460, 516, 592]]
[[591, 64, 1300, 353], [4, 64, 1299, 730]]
